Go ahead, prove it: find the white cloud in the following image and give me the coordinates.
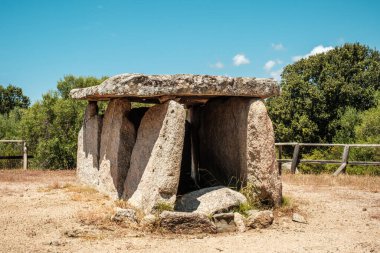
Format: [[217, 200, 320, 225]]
[[233, 54, 250, 66], [308, 45, 334, 56], [293, 45, 334, 62], [264, 60, 276, 71], [210, 61, 224, 69], [270, 68, 283, 81], [292, 55, 302, 62], [272, 43, 285, 51], [264, 59, 283, 71]]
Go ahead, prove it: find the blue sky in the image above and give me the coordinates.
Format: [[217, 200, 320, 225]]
[[1, 0, 379, 102]]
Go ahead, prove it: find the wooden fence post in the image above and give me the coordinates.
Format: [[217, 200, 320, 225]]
[[23, 141, 28, 170], [290, 144, 300, 174], [278, 145, 282, 175], [333, 145, 350, 176]]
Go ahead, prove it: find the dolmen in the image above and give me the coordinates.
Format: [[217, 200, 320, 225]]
[[70, 73, 282, 215]]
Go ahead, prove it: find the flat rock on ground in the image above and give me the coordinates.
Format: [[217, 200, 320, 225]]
[[212, 213, 236, 233], [70, 73, 280, 101], [246, 210, 274, 229], [292, 213, 307, 224], [159, 211, 217, 234], [175, 186, 247, 215]]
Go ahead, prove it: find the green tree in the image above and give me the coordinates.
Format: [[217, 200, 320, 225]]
[[267, 43, 380, 143], [333, 107, 361, 144], [19, 76, 107, 169], [0, 85, 30, 115], [57, 75, 108, 99], [352, 95, 380, 167]]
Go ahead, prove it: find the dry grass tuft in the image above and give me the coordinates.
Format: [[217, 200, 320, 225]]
[[0, 169, 75, 183], [114, 199, 132, 209], [38, 182, 71, 192], [64, 184, 109, 203], [275, 195, 300, 217], [64, 184, 98, 194], [283, 174, 380, 192], [76, 206, 114, 226]]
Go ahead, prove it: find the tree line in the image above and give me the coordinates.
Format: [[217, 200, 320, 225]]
[[0, 43, 379, 174]]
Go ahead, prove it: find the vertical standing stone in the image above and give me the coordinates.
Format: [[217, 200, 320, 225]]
[[199, 98, 248, 186], [246, 99, 282, 206], [123, 100, 186, 214], [77, 101, 102, 187], [98, 98, 136, 198], [199, 97, 282, 206]]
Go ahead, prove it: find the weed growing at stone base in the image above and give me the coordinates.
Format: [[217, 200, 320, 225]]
[[275, 195, 300, 217], [76, 207, 114, 226], [238, 183, 264, 209], [233, 202, 252, 217], [154, 202, 174, 213]]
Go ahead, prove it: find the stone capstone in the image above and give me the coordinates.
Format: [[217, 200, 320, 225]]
[[98, 98, 136, 198], [199, 97, 282, 206], [159, 211, 217, 234], [77, 102, 102, 187], [123, 100, 186, 214], [175, 186, 247, 215], [70, 73, 280, 102]]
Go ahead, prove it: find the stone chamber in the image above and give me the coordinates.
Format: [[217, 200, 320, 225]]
[[72, 73, 282, 216]]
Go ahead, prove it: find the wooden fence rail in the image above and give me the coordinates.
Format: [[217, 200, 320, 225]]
[[0, 140, 31, 170], [275, 143, 380, 176]]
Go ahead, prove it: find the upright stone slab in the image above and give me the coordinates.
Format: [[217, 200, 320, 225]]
[[98, 98, 136, 198], [77, 102, 102, 186], [123, 100, 186, 214], [246, 99, 282, 206], [199, 97, 282, 206]]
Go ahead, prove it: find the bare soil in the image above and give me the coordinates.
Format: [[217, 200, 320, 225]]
[[0, 170, 379, 253]]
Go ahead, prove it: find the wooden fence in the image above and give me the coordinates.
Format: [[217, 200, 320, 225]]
[[276, 143, 380, 176], [0, 140, 32, 170]]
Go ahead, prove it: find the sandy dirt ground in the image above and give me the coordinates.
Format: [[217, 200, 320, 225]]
[[0, 170, 379, 253]]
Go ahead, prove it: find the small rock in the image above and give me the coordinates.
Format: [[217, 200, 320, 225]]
[[362, 208, 367, 211], [140, 214, 157, 229], [160, 211, 216, 234], [292, 213, 307, 224], [64, 228, 98, 239], [234, 213, 246, 233], [175, 186, 247, 215], [50, 241, 65, 246], [213, 213, 236, 233], [64, 229, 82, 238], [246, 210, 274, 229], [111, 207, 137, 223], [246, 210, 259, 216]]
